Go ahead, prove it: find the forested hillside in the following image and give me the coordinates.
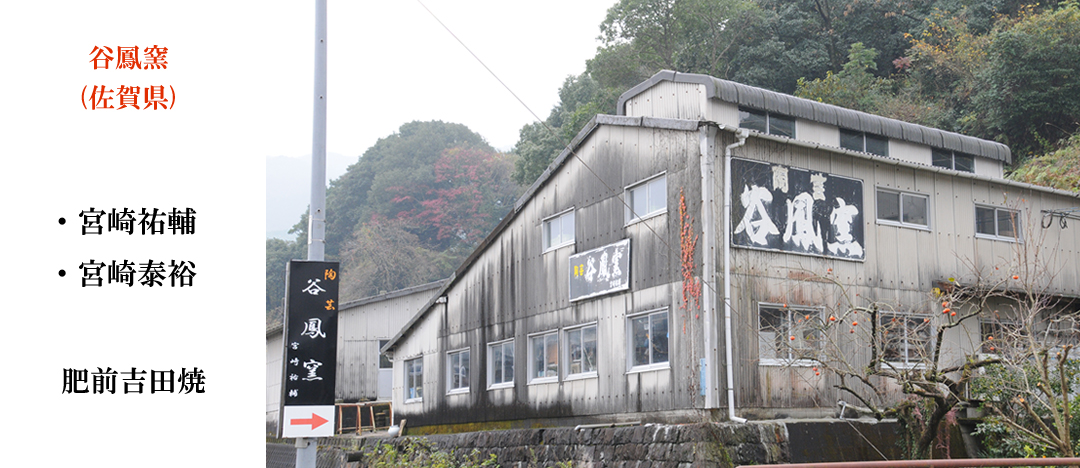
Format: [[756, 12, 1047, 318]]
[[513, 0, 1080, 185], [266, 121, 521, 326], [268, 0, 1080, 325]]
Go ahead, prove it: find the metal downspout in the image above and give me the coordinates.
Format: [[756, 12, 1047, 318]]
[[723, 129, 749, 423]]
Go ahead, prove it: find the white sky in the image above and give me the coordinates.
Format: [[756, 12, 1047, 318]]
[[0, 1, 614, 465], [269, 0, 614, 156]]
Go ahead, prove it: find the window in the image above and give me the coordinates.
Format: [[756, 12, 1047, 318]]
[[739, 107, 795, 138], [840, 129, 889, 156], [447, 348, 468, 391], [975, 205, 1020, 241], [378, 340, 392, 369], [879, 313, 932, 367], [625, 174, 667, 223], [543, 209, 575, 251], [758, 303, 821, 364], [628, 309, 669, 370], [980, 319, 1019, 355], [565, 324, 598, 378], [529, 331, 559, 383], [487, 340, 514, 388], [932, 149, 974, 173], [447, 349, 470, 393], [876, 189, 929, 229], [405, 357, 423, 402]]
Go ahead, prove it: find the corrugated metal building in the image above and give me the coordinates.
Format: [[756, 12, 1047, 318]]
[[382, 71, 1080, 430]]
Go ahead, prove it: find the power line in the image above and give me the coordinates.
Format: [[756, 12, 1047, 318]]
[[414, 0, 674, 253]]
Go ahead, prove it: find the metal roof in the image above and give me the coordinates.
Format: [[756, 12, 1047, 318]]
[[617, 70, 1011, 164]]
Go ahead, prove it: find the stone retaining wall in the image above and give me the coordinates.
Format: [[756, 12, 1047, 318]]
[[343, 421, 788, 468], [324, 419, 901, 467]]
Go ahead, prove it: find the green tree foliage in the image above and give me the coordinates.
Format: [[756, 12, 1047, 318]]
[[596, 0, 761, 82], [511, 73, 620, 186], [589, 0, 764, 93], [513, 0, 981, 185], [793, 1, 1078, 165], [736, 0, 942, 92], [973, 1, 1080, 158], [1007, 132, 1080, 193], [512, 121, 565, 186], [972, 358, 1080, 458], [900, 9, 988, 105], [511, 1, 772, 188], [338, 219, 442, 299], [265, 237, 304, 328], [323, 121, 492, 259], [867, 7, 988, 131], [796, 42, 892, 112], [268, 121, 522, 308]]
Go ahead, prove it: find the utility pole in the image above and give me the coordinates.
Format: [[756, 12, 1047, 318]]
[[297, 1, 327, 467], [307, 0, 328, 263]]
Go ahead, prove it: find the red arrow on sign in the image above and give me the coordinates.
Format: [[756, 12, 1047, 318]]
[[290, 413, 329, 430]]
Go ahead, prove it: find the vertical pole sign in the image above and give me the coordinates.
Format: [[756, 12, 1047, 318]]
[[279, 260, 339, 438]]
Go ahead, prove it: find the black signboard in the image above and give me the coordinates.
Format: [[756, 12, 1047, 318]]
[[570, 238, 631, 301], [730, 158, 864, 261], [281, 260, 339, 406]]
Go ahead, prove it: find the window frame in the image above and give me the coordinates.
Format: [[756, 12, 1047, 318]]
[[757, 302, 823, 367], [528, 330, 560, 384], [738, 107, 796, 138], [542, 208, 576, 252], [404, 356, 423, 403], [840, 129, 889, 156], [878, 312, 932, 369], [486, 339, 515, 390], [626, 308, 671, 373], [446, 348, 470, 395], [980, 318, 1022, 357], [624, 173, 667, 225], [875, 188, 930, 230], [564, 322, 599, 380], [974, 205, 1021, 242], [932, 149, 975, 173]]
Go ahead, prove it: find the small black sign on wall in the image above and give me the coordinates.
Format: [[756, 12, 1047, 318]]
[[569, 239, 631, 302]]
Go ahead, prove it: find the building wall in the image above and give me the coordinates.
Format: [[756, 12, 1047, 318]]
[[621, 80, 1009, 180], [716, 134, 1080, 413], [265, 281, 442, 435], [335, 283, 443, 402], [707, 99, 740, 128], [888, 138, 931, 166], [797, 119, 840, 147], [392, 122, 711, 428], [388, 113, 1080, 428], [266, 329, 284, 433], [623, 81, 707, 121], [974, 157, 1004, 179], [392, 300, 442, 418]]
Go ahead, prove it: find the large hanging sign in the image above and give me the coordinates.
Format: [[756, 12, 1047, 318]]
[[730, 158, 864, 261], [570, 239, 631, 302], [279, 260, 339, 438]]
